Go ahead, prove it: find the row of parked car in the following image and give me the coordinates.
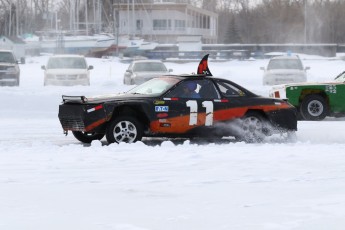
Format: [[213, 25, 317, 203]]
[[0, 51, 93, 87], [0, 50, 309, 88]]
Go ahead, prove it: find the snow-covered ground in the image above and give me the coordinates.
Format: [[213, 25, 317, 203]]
[[1, 54, 345, 230]]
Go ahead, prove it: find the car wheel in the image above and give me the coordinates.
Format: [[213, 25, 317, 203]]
[[124, 77, 132, 85], [239, 112, 267, 143], [300, 94, 328, 121], [72, 131, 105, 144], [106, 116, 143, 144]]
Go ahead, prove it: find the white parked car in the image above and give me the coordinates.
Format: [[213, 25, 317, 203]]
[[123, 60, 172, 85], [261, 55, 309, 85], [42, 55, 93, 86]]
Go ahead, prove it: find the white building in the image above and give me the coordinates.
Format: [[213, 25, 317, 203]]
[[113, 0, 218, 44]]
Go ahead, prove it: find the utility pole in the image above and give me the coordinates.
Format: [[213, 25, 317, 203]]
[[304, 0, 307, 43], [16, 0, 19, 36], [115, 0, 120, 56], [9, 3, 12, 36], [85, 0, 89, 35]]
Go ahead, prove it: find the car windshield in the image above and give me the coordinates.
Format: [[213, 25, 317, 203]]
[[47, 57, 87, 69], [133, 62, 167, 72], [267, 59, 303, 70], [334, 72, 345, 82], [127, 77, 180, 96], [0, 52, 16, 63]]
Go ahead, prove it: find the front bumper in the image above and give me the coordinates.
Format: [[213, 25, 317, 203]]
[[264, 75, 306, 86], [58, 103, 107, 133], [45, 79, 89, 86], [0, 73, 19, 86]]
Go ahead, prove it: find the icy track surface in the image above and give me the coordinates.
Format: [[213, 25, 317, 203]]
[[1, 55, 345, 230]]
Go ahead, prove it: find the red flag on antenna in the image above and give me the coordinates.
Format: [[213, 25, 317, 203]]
[[197, 54, 213, 76]]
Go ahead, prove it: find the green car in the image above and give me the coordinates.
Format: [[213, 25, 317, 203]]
[[269, 71, 345, 120]]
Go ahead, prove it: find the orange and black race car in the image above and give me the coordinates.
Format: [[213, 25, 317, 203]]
[[58, 55, 297, 144]]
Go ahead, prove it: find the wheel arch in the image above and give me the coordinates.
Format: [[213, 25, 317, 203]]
[[109, 105, 150, 131], [299, 89, 329, 106], [244, 109, 269, 120], [244, 109, 274, 134]]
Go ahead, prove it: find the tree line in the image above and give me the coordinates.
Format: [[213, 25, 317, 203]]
[[1, 0, 345, 44]]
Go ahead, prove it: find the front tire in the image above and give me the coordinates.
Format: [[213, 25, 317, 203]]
[[300, 94, 328, 121], [106, 116, 143, 144], [72, 131, 105, 143]]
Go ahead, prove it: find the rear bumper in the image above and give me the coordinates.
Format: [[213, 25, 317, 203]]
[[0, 74, 19, 86]]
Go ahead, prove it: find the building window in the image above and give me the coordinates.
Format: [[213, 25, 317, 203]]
[[136, 20, 143, 31], [153, 19, 171, 30], [175, 20, 185, 31]]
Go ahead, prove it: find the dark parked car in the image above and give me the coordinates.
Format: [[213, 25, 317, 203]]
[[0, 50, 20, 86], [59, 55, 297, 144]]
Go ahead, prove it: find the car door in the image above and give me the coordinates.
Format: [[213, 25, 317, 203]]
[[152, 79, 223, 135]]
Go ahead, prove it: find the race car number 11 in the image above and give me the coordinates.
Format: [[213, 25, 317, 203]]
[[186, 100, 214, 126]]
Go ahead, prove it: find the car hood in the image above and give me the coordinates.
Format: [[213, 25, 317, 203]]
[[0, 63, 17, 67], [46, 69, 88, 74], [266, 69, 305, 74], [134, 71, 169, 77]]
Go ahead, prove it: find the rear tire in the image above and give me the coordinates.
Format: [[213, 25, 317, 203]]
[[300, 94, 328, 121], [106, 116, 143, 144], [72, 131, 105, 144], [239, 112, 267, 143]]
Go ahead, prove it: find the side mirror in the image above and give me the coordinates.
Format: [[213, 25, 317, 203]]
[[41, 65, 46, 70], [260, 67, 265, 71], [126, 69, 132, 73], [169, 69, 173, 72], [88, 65, 94, 70], [305, 66, 310, 70]]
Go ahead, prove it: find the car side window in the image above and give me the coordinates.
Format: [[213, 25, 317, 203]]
[[216, 81, 245, 97], [165, 79, 219, 99], [166, 80, 200, 99], [198, 79, 220, 99]]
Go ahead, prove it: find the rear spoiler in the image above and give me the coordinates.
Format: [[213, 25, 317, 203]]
[[62, 95, 88, 103]]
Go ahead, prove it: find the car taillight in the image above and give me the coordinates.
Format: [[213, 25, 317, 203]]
[[274, 91, 280, 98]]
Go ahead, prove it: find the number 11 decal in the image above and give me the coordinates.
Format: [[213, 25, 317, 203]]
[[186, 100, 214, 126]]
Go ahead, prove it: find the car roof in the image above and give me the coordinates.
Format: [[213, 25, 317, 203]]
[[49, 54, 85, 58], [161, 74, 214, 80], [132, 59, 164, 64], [270, 55, 300, 60], [0, 49, 14, 53]]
